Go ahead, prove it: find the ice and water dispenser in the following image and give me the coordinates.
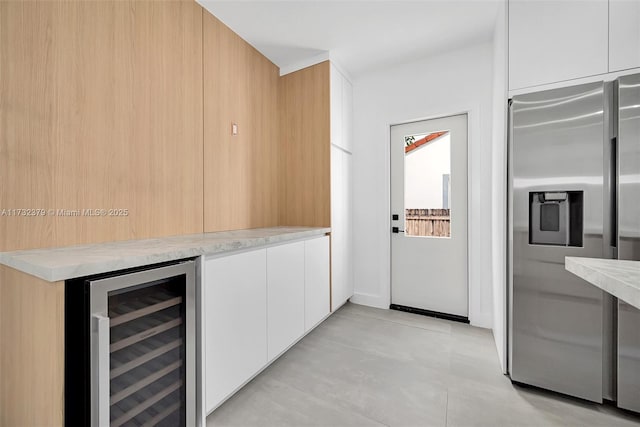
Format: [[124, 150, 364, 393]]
[[529, 191, 583, 247]]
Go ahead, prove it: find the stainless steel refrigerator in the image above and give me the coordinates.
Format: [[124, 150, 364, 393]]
[[508, 74, 640, 409]]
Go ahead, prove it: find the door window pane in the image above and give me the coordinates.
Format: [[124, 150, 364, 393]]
[[404, 131, 451, 238]]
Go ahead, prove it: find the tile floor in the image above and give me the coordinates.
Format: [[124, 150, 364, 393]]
[[207, 302, 640, 427]]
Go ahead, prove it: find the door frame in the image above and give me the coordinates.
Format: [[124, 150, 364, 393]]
[[387, 109, 473, 322]]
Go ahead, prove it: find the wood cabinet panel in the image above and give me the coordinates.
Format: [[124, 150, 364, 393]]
[[0, 0, 204, 251], [203, 12, 280, 232], [0, 266, 64, 426], [279, 61, 331, 227], [0, 0, 59, 251]]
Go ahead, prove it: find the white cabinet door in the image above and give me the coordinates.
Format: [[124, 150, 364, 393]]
[[610, 0, 640, 72], [331, 145, 344, 311], [344, 151, 354, 302], [304, 236, 330, 330], [330, 64, 343, 149], [508, 0, 608, 90], [331, 147, 353, 311], [266, 241, 305, 361], [204, 249, 267, 412], [342, 77, 353, 153]]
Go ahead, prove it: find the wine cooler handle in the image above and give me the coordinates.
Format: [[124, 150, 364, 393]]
[[93, 314, 110, 427]]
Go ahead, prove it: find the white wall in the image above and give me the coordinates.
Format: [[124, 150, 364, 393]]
[[351, 42, 495, 328], [490, 1, 508, 373], [405, 134, 450, 209]]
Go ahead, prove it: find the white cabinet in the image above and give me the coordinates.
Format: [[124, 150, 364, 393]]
[[330, 64, 353, 310], [341, 74, 353, 153], [330, 64, 353, 153], [331, 145, 353, 311], [204, 249, 267, 412], [266, 242, 305, 360], [609, 0, 640, 72], [330, 61, 354, 311], [202, 235, 331, 415], [330, 65, 343, 149], [304, 236, 330, 330], [509, 0, 608, 90]]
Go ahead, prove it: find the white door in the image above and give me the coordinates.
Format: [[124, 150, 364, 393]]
[[390, 114, 468, 318]]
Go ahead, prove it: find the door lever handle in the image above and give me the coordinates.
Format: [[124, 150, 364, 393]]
[[392, 227, 404, 234]]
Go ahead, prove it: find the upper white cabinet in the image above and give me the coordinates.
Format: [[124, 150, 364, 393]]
[[330, 63, 353, 153], [266, 241, 305, 361], [330, 65, 344, 149], [609, 0, 640, 72], [509, 0, 608, 90], [341, 75, 353, 153], [330, 61, 354, 310]]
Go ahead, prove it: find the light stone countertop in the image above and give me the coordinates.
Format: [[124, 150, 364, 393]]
[[565, 257, 640, 310], [0, 227, 330, 282]]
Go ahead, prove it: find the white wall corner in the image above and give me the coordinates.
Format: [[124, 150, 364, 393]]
[[490, 0, 509, 374], [279, 51, 331, 76], [327, 54, 354, 84], [349, 292, 389, 310], [470, 310, 493, 329]]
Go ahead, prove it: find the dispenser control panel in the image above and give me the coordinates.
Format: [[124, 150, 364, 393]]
[[529, 191, 583, 247]]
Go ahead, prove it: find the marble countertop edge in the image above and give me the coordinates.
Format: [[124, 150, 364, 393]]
[[565, 256, 640, 310], [0, 227, 330, 283]]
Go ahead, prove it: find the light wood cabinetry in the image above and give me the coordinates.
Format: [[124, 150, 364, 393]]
[[203, 249, 268, 413], [609, 0, 640, 72], [278, 62, 331, 228], [279, 61, 353, 310], [203, 13, 281, 232], [508, 0, 608, 90], [267, 242, 305, 360], [0, 0, 204, 251], [0, 266, 64, 426]]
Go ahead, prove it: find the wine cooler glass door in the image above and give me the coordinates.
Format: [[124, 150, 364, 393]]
[[89, 261, 195, 427]]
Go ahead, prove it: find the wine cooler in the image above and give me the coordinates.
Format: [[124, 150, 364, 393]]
[[65, 260, 196, 427]]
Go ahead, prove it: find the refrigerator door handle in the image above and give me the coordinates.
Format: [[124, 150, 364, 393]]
[[610, 136, 618, 249]]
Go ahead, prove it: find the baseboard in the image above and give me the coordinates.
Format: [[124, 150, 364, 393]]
[[349, 292, 388, 309]]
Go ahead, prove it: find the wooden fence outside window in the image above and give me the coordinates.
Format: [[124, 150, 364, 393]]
[[405, 208, 450, 237]]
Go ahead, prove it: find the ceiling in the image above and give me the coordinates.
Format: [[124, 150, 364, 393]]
[[197, 0, 501, 78]]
